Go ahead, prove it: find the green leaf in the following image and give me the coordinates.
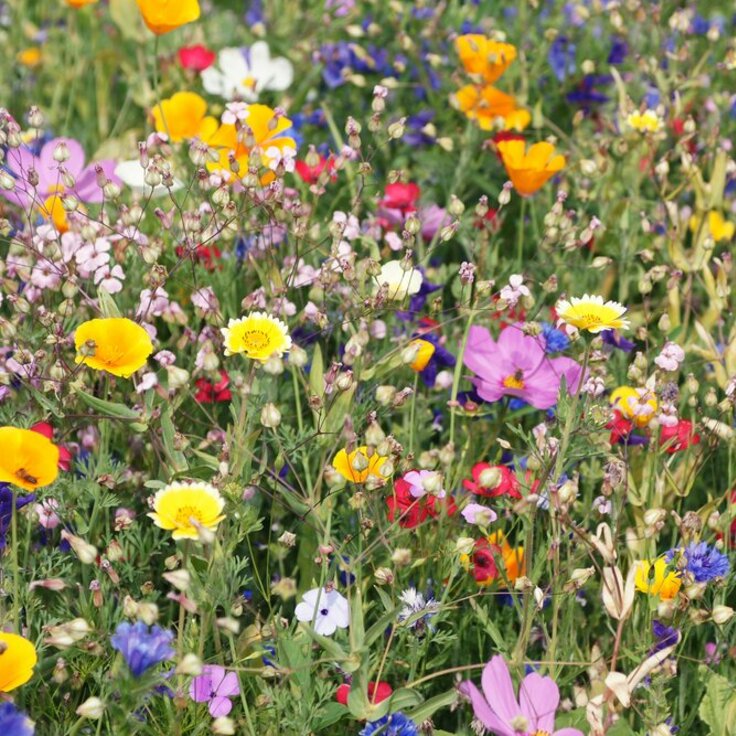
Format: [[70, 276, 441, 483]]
[[312, 702, 348, 731], [349, 587, 365, 651], [76, 389, 142, 420], [301, 625, 348, 663], [468, 598, 508, 654], [699, 670, 735, 736], [160, 406, 187, 473], [97, 286, 121, 318], [406, 689, 457, 723]]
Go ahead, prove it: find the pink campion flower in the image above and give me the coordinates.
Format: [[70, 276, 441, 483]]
[[0, 137, 120, 210], [654, 341, 685, 372], [190, 665, 240, 717], [75, 237, 112, 277], [459, 655, 583, 736], [94, 264, 125, 294], [34, 499, 61, 529], [463, 324, 583, 410]]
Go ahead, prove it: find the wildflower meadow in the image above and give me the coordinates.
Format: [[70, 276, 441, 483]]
[[1, 0, 735, 734]]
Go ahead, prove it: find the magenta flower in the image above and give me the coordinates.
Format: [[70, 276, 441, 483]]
[[463, 324, 582, 410], [459, 655, 582, 736], [190, 665, 240, 717], [0, 137, 120, 211]]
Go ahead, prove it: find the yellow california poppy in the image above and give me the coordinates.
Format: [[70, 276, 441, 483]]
[[332, 446, 390, 483], [635, 558, 681, 600], [148, 481, 226, 540], [220, 312, 291, 362], [555, 294, 630, 333], [152, 92, 218, 143], [453, 84, 530, 132], [497, 139, 566, 197], [74, 318, 154, 378], [0, 632, 37, 692], [408, 339, 435, 372], [455, 35, 517, 83], [0, 427, 60, 491], [135, 0, 200, 35]]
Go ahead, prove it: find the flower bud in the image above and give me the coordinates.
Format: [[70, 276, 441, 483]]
[[76, 697, 105, 719], [260, 402, 282, 428], [712, 605, 734, 624], [374, 567, 394, 585], [176, 653, 203, 676]]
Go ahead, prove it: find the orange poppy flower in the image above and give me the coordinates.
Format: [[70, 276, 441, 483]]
[[135, 0, 200, 35], [0, 427, 60, 491], [152, 92, 218, 143], [453, 84, 530, 132], [74, 317, 154, 378], [455, 35, 517, 83], [496, 139, 565, 196]]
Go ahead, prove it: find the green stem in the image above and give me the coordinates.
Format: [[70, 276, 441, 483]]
[[11, 490, 20, 631], [516, 197, 526, 273], [449, 310, 476, 447]]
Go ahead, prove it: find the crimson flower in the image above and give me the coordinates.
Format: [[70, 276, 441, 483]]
[[659, 420, 700, 454], [336, 681, 392, 706], [295, 155, 336, 184], [177, 44, 216, 72], [462, 463, 521, 499], [386, 477, 456, 529], [194, 371, 232, 404]]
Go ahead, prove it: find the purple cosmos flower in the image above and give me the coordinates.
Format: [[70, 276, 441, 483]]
[[190, 665, 240, 717], [463, 324, 583, 410], [111, 621, 175, 677], [0, 137, 120, 211], [460, 655, 583, 736]]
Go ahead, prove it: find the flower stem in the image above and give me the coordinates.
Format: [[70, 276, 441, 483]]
[[449, 310, 475, 448]]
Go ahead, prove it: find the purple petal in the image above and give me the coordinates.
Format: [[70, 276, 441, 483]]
[[208, 696, 233, 718], [189, 672, 213, 703], [459, 680, 515, 736], [216, 671, 240, 697], [518, 672, 560, 732], [481, 656, 522, 725], [41, 137, 86, 178], [74, 160, 121, 203]]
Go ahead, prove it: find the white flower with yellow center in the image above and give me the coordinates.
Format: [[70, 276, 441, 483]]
[[221, 311, 292, 361], [556, 294, 629, 333], [148, 481, 226, 541], [375, 260, 423, 300]]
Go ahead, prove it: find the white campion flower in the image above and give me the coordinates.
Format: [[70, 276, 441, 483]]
[[294, 587, 349, 636], [375, 260, 423, 300], [114, 160, 184, 197], [201, 43, 294, 102], [499, 274, 530, 307]]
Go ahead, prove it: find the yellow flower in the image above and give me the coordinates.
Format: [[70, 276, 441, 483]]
[[452, 84, 530, 131], [148, 481, 226, 540], [555, 294, 630, 333], [152, 92, 218, 143], [332, 446, 390, 483], [74, 318, 154, 378], [689, 211, 735, 243], [625, 109, 663, 133], [610, 386, 657, 427], [220, 312, 291, 362], [496, 140, 565, 197], [408, 339, 435, 372], [0, 632, 37, 692], [206, 104, 296, 179], [635, 558, 681, 600], [135, 0, 200, 35], [17, 48, 42, 68], [0, 427, 60, 491], [455, 35, 517, 83]]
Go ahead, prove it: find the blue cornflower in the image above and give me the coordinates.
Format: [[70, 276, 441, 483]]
[[651, 620, 680, 653], [541, 323, 570, 354], [111, 621, 175, 677], [548, 36, 576, 82], [360, 712, 419, 736], [667, 542, 730, 583], [0, 484, 36, 550], [0, 702, 34, 735]]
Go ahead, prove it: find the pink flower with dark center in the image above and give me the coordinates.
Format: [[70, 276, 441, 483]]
[[459, 655, 583, 736], [463, 324, 583, 410], [190, 665, 240, 717]]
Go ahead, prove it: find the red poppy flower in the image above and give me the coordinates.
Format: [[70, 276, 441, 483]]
[[336, 681, 392, 706], [379, 182, 420, 214], [177, 45, 216, 72], [462, 463, 521, 499], [194, 371, 232, 404], [606, 411, 633, 445], [386, 477, 456, 529], [30, 421, 72, 471], [175, 243, 222, 271], [659, 420, 700, 454], [469, 538, 499, 584], [295, 155, 336, 185]]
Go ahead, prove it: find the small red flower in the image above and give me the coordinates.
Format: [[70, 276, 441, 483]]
[[462, 463, 521, 499], [659, 420, 700, 454], [386, 477, 456, 529], [194, 371, 232, 404], [30, 421, 72, 471], [606, 411, 633, 445], [336, 681, 392, 706], [469, 538, 499, 584], [295, 155, 336, 185], [177, 45, 216, 72], [379, 182, 420, 214], [176, 243, 222, 271]]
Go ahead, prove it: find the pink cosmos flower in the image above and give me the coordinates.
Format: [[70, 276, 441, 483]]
[[463, 324, 583, 410], [459, 655, 583, 736], [0, 137, 120, 210], [190, 665, 240, 717]]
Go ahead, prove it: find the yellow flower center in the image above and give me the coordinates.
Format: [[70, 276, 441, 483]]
[[534, 732, 552, 736], [503, 372, 525, 390], [174, 505, 205, 528], [241, 329, 272, 352], [243, 75, 257, 90]]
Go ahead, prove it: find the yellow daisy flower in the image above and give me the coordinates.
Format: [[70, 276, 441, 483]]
[[74, 317, 154, 378], [625, 109, 663, 133], [0, 427, 60, 491], [0, 632, 37, 692], [634, 558, 681, 600], [610, 386, 658, 428], [148, 481, 226, 541], [332, 446, 390, 483], [220, 312, 291, 361], [556, 294, 630, 333]]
